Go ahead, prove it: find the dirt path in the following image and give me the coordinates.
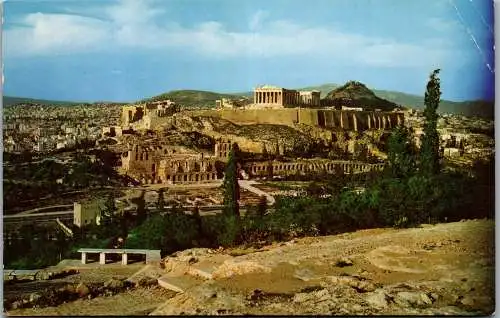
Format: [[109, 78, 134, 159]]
[[239, 180, 275, 205]]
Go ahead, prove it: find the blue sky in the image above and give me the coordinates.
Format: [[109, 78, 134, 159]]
[[3, 0, 494, 102]]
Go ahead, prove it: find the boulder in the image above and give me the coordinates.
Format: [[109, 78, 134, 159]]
[[460, 296, 475, 307], [29, 292, 42, 304], [293, 268, 319, 282], [10, 300, 24, 310], [75, 283, 91, 298], [395, 291, 433, 308], [350, 280, 376, 293], [335, 257, 353, 267], [365, 290, 389, 309], [104, 278, 125, 290], [212, 260, 272, 279]]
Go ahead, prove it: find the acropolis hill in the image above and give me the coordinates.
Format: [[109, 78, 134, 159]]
[[122, 82, 404, 133]]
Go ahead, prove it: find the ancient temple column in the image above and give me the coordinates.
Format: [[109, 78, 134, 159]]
[[352, 114, 358, 132], [382, 117, 387, 129], [367, 115, 372, 129]]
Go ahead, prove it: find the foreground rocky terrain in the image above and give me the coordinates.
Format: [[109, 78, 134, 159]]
[[153, 219, 494, 315], [4, 219, 494, 316]]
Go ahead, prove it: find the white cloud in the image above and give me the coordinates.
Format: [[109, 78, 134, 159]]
[[249, 10, 268, 31], [4, 0, 462, 69], [426, 17, 461, 32]]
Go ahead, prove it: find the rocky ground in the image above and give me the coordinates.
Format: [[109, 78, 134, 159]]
[[153, 219, 494, 315], [4, 219, 494, 316]]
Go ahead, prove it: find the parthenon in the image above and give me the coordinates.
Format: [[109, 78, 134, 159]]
[[253, 85, 321, 108]]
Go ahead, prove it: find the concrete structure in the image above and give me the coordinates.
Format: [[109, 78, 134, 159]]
[[78, 248, 162, 265], [73, 199, 106, 228], [245, 159, 384, 178]]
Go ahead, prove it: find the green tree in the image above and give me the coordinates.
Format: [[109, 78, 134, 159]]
[[220, 143, 241, 246], [387, 126, 416, 178], [95, 196, 120, 239], [157, 188, 167, 211], [223, 143, 240, 218], [420, 69, 442, 175], [257, 195, 267, 217], [134, 190, 147, 224]]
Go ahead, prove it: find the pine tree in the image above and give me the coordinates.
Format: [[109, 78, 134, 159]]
[[420, 69, 442, 175]]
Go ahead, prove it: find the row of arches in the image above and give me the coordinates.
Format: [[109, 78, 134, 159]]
[[248, 161, 385, 176]]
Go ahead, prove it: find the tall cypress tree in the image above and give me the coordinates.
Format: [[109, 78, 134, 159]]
[[223, 143, 240, 218], [387, 126, 416, 178], [420, 69, 442, 175]]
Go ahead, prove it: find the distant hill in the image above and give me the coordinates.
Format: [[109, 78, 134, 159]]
[[3, 96, 81, 107], [292, 84, 493, 119], [6, 82, 494, 119], [3, 96, 128, 107], [322, 81, 399, 111], [141, 90, 249, 108]]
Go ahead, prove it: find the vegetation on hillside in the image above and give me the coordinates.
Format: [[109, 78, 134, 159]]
[[322, 81, 399, 111], [140, 90, 249, 108]]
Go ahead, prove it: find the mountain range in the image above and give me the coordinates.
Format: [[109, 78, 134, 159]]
[[4, 83, 494, 119]]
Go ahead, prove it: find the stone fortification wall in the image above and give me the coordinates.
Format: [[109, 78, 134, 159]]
[[183, 108, 403, 132]]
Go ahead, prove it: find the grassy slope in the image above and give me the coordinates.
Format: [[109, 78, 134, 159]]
[[140, 90, 248, 108]]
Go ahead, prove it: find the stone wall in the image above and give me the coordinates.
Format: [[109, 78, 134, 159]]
[[183, 108, 403, 132], [244, 159, 385, 178]]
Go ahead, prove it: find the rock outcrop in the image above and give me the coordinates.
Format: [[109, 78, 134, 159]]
[[151, 220, 494, 316]]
